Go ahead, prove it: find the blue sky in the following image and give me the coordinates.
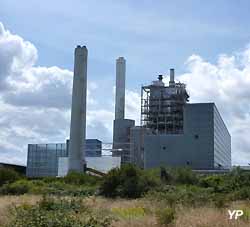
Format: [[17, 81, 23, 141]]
[[1, 0, 250, 88], [0, 0, 250, 165]]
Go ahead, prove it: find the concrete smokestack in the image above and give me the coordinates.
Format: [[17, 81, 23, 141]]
[[115, 57, 126, 120], [169, 68, 175, 87], [68, 45, 88, 172]]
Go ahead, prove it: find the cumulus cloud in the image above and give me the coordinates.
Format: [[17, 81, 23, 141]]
[[0, 22, 72, 108], [0, 21, 249, 166], [0, 22, 114, 164], [176, 50, 250, 165]]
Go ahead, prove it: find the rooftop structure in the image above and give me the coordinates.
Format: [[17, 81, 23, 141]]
[[141, 69, 189, 134]]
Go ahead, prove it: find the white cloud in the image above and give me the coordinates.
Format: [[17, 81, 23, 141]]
[[0, 21, 249, 166], [0, 22, 115, 165], [177, 50, 250, 165]]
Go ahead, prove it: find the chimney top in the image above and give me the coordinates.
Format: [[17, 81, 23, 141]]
[[158, 75, 163, 81]]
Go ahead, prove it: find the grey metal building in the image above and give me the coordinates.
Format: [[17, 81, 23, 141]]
[[143, 103, 231, 169], [26, 139, 102, 177], [85, 139, 102, 157], [113, 119, 135, 164], [129, 70, 231, 170], [26, 143, 68, 177]]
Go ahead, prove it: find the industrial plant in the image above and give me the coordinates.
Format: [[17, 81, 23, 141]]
[[26, 45, 231, 177]]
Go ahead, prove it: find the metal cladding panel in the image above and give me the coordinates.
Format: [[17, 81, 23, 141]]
[[112, 119, 135, 163], [113, 119, 135, 143], [26, 143, 68, 178], [144, 103, 216, 170], [130, 126, 151, 168], [213, 105, 231, 169]]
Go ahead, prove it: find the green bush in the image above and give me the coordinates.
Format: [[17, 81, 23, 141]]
[[172, 167, 198, 185], [199, 175, 223, 188], [34, 180, 97, 197], [213, 194, 229, 208], [0, 179, 31, 195], [230, 186, 250, 200], [146, 185, 213, 207], [100, 164, 158, 198], [0, 168, 20, 186], [156, 207, 175, 226], [229, 168, 250, 189], [99, 168, 121, 197], [64, 171, 100, 185], [7, 196, 114, 227]]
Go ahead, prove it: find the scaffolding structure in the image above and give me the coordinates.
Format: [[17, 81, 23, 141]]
[[141, 81, 189, 134]]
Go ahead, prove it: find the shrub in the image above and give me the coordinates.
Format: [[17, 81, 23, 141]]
[[99, 167, 121, 197], [7, 196, 114, 227], [64, 171, 100, 185], [0, 180, 31, 195], [160, 167, 173, 183], [146, 185, 213, 207], [213, 194, 229, 208], [173, 167, 198, 185], [200, 175, 222, 187], [0, 168, 20, 186], [156, 207, 175, 226], [36, 180, 97, 197], [230, 186, 250, 200], [226, 167, 250, 190], [100, 164, 158, 198]]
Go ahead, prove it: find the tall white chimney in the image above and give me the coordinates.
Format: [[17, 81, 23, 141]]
[[68, 45, 87, 172], [115, 57, 126, 119], [169, 68, 175, 87]]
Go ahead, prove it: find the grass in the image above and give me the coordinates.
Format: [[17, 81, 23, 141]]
[[0, 195, 250, 227], [0, 166, 250, 226]]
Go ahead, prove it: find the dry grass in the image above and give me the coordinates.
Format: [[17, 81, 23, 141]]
[[85, 197, 250, 227], [0, 195, 249, 227], [0, 195, 41, 226]]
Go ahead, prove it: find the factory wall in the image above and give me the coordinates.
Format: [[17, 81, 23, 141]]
[[213, 105, 231, 168], [129, 127, 151, 168], [27, 139, 103, 177], [112, 119, 135, 163], [66, 139, 102, 157], [26, 143, 68, 177], [144, 103, 230, 170]]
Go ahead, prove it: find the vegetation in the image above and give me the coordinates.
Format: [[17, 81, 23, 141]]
[[156, 207, 176, 226], [7, 196, 114, 227], [0, 168, 21, 186], [1, 166, 250, 226], [99, 164, 159, 198]]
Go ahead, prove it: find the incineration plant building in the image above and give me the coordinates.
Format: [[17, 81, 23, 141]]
[[128, 69, 231, 170], [26, 44, 231, 177]]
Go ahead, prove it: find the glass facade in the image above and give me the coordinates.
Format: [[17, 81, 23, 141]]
[[85, 139, 102, 157], [27, 139, 102, 177], [26, 143, 67, 177]]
